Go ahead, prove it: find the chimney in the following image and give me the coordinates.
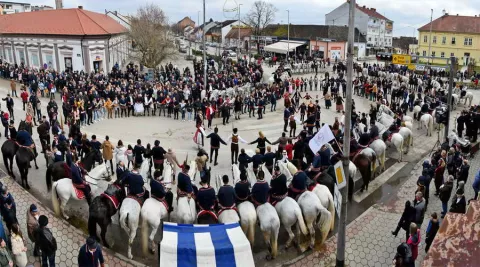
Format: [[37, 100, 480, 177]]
[[55, 0, 63, 9], [363, 5, 366, 8], [371, 8, 376, 12], [78, 6, 83, 9]]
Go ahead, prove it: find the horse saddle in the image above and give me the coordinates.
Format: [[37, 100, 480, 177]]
[[217, 205, 238, 216], [269, 193, 287, 207], [72, 184, 86, 200], [127, 190, 148, 206], [152, 195, 169, 212], [101, 193, 120, 209], [197, 209, 218, 223]]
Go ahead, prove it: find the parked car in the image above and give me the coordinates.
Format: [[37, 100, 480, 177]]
[[179, 44, 187, 53]]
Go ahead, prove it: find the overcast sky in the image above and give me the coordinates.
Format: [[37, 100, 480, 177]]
[[22, 0, 480, 37]]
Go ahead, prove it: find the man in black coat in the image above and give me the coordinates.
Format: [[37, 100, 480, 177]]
[[206, 127, 227, 166]]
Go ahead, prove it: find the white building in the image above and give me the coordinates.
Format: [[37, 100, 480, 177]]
[[325, 1, 393, 55], [0, 1, 31, 14], [0, 7, 130, 72], [106, 10, 131, 30]]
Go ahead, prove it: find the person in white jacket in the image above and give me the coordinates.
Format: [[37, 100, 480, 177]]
[[114, 140, 127, 167]]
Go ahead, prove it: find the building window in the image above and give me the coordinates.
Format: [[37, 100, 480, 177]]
[[433, 36, 437, 44], [442, 36, 446, 44], [451, 37, 456, 45], [422, 51, 426, 56], [464, 37, 472, 46], [441, 52, 445, 58], [380, 38, 383, 42], [450, 52, 454, 57], [368, 37, 371, 41], [375, 38, 377, 41], [423, 35, 427, 43], [432, 51, 436, 57]]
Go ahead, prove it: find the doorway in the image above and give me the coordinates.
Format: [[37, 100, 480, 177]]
[[93, 61, 102, 72], [64, 57, 72, 72], [331, 49, 341, 61], [464, 53, 470, 66]]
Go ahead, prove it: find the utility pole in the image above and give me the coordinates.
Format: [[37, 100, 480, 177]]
[[203, 0, 207, 91], [427, 9, 433, 65], [336, 0, 355, 266], [287, 10, 290, 62], [238, 3, 242, 55], [445, 56, 455, 140]]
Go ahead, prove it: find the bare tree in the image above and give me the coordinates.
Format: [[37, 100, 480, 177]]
[[245, 1, 277, 51], [129, 4, 175, 68]]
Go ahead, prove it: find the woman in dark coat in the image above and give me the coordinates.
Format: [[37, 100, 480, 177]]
[[392, 200, 416, 241]]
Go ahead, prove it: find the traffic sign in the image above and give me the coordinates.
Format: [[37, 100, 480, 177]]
[[392, 54, 411, 65], [408, 64, 416, 70], [334, 161, 346, 190]]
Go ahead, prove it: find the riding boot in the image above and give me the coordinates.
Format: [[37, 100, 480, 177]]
[[166, 191, 174, 213]]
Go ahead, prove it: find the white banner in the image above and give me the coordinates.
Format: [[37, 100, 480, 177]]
[[309, 124, 335, 153]]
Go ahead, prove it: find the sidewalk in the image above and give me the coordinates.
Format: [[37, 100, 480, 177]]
[[286, 152, 480, 267], [0, 169, 144, 267]]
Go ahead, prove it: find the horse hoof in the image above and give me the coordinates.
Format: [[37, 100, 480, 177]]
[[35, 166, 39, 170], [150, 248, 156, 254], [265, 255, 274, 261]]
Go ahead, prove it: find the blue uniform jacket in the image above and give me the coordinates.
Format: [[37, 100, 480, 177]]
[[263, 152, 276, 167], [77, 244, 105, 267], [292, 171, 308, 191], [71, 164, 84, 185], [16, 130, 33, 146], [123, 171, 144, 195], [217, 185, 236, 207], [177, 172, 193, 193], [196, 187, 216, 211], [238, 153, 252, 170], [150, 179, 166, 199], [319, 149, 331, 166], [251, 154, 264, 169], [312, 154, 322, 168], [234, 181, 250, 201], [116, 166, 129, 183], [251, 181, 270, 205], [90, 140, 101, 151]]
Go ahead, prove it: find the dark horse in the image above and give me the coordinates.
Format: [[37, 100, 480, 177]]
[[15, 146, 38, 189], [88, 181, 126, 248], [45, 149, 103, 191], [1, 140, 18, 177]]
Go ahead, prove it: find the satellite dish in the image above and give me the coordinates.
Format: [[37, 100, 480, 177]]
[[223, 0, 239, 19]]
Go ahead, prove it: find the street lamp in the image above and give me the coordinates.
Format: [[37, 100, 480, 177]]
[[428, 9, 433, 65], [286, 10, 290, 62], [203, 0, 207, 91], [238, 3, 243, 56]]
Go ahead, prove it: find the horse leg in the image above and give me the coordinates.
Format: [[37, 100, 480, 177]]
[[307, 221, 316, 250], [284, 224, 295, 249], [61, 198, 69, 220], [100, 223, 110, 248], [149, 226, 159, 253], [262, 230, 273, 260], [24, 168, 30, 190], [9, 158, 15, 178], [33, 158, 39, 169]]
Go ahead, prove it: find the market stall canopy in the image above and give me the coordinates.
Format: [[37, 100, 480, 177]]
[[264, 40, 306, 54], [159, 222, 255, 267]]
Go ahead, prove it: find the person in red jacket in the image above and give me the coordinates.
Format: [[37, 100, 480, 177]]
[[20, 89, 29, 111], [407, 223, 421, 261]]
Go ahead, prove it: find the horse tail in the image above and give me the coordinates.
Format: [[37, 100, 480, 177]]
[[366, 158, 373, 184], [270, 222, 279, 260], [327, 193, 336, 232], [141, 213, 149, 256], [247, 216, 256, 246], [120, 211, 130, 233], [2, 153, 9, 174], [46, 166, 53, 191], [51, 182, 61, 217], [294, 205, 308, 236], [316, 206, 332, 244]]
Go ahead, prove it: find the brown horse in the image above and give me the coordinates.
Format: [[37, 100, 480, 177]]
[[352, 153, 373, 192]]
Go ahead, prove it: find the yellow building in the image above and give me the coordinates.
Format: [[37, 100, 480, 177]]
[[418, 14, 480, 67]]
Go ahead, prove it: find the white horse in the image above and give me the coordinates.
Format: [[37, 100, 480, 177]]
[[176, 195, 197, 224], [119, 198, 141, 259], [218, 208, 240, 224], [369, 139, 387, 172], [274, 197, 308, 249], [419, 113, 434, 136], [451, 94, 460, 109], [51, 163, 110, 219], [386, 133, 405, 162], [141, 197, 169, 255], [399, 127, 414, 150], [310, 184, 335, 231], [277, 161, 293, 183], [256, 202, 280, 260], [402, 115, 413, 123], [464, 92, 474, 106], [297, 191, 332, 250], [413, 105, 422, 120], [162, 161, 174, 188], [403, 121, 413, 132]]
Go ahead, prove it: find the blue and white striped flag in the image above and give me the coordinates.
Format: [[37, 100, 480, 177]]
[[160, 222, 255, 267]]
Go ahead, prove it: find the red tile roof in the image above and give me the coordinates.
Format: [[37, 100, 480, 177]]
[[418, 14, 480, 34], [0, 8, 128, 36]]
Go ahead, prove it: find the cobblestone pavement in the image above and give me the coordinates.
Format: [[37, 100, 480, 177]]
[[285, 151, 480, 267], [0, 169, 142, 267]]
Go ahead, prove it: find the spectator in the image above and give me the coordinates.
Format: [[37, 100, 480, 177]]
[[413, 192, 425, 228], [10, 223, 27, 267], [449, 187, 467, 214], [456, 159, 470, 187], [407, 223, 421, 261], [77, 237, 105, 267], [26, 204, 41, 256], [472, 168, 480, 199], [391, 200, 416, 241], [0, 186, 17, 232], [425, 212, 440, 253], [35, 215, 57, 267], [439, 175, 454, 218], [101, 136, 114, 175], [393, 242, 414, 267], [0, 238, 12, 267]]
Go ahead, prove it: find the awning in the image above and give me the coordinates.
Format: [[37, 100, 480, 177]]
[[264, 40, 306, 54]]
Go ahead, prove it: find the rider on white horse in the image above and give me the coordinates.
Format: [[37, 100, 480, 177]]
[[288, 160, 308, 200], [151, 170, 174, 213], [122, 163, 149, 202], [269, 166, 288, 205], [71, 159, 92, 205], [251, 170, 270, 207], [234, 172, 251, 203], [196, 176, 217, 223], [217, 175, 237, 214], [177, 164, 197, 197]]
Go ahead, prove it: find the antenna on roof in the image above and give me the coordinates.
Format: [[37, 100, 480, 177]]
[[442, 9, 446, 16]]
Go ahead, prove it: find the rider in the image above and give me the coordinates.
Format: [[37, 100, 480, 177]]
[[116, 161, 129, 183], [358, 128, 371, 147], [71, 159, 92, 205], [196, 176, 217, 221], [251, 170, 270, 207], [122, 163, 148, 202], [217, 175, 236, 212], [269, 166, 287, 205], [251, 149, 264, 174], [369, 121, 379, 140], [150, 170, 173, 213], [238, 148, 252, 175], [177, 164, 195, 197], [52, 146, 63, 162], [234, 172, 250, 205], [262, 146, 276, 174], [16, 126, 37, 157], [8, 120, 17, 139], [288, 159, 308, 200]]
